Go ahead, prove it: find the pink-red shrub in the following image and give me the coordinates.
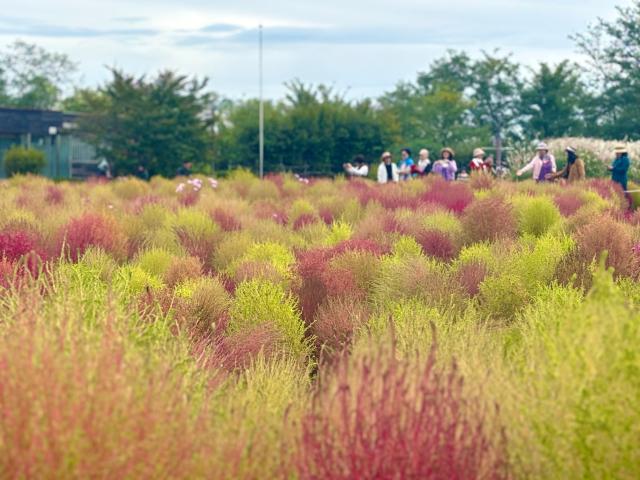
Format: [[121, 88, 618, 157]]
[[163, 256, 203, 288], [421, 177, 474, 214], [295, 341, 508, 480], [0, 312, 235, 479], [416, 229, 459, 262], [453, 261, 489, 297], [59, 213, 126, 262], [211, 208, 242, 232], [554, 191, 585, 217], [45, 185, 65, 205], [220, 323, 286, 371], [311, 297, 369, 356], [574, 216, 636, 278], [293, 213, 320, 231], [0, 227, 47, 263], [178, 189, 200, 207], [461, 196, 517, 244]]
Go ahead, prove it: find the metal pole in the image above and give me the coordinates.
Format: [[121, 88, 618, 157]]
[[259, 24, 264, 179]]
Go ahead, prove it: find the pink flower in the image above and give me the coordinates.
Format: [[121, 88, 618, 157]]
[[176, 183, 186, 193]]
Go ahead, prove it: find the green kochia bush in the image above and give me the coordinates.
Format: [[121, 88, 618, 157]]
[[505, 266, 640, 478], [479, 234, 573, 320], [514, 196, 562, 237], [229, 279, 308, 357]]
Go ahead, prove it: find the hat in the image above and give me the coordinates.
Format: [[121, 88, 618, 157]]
[[381, 151, 392, 160], [536, 142, 549, 151], [441, 147, 455, 157], [473, 148, 486, 158], [614, 146, 628, 154], [565, 146, 577, 154]]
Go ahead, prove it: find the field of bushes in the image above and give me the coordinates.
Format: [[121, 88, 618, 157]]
[[1, 171, 639, 479]]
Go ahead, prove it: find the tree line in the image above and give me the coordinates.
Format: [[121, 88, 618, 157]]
[[1, 1, 638, 177]]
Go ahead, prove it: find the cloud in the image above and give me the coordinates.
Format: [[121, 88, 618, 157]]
[[0, 18, 157, 38]]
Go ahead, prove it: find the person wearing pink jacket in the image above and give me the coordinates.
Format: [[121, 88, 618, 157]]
[[516, 142, 557, 182]]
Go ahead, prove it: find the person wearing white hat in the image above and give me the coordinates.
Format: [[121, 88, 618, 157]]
[[516, 142, 556, 182], [546, 146, 585, 183], [377, 151, 399, 184], [469, 148, 486, 173], [609, 146, 630, 192]]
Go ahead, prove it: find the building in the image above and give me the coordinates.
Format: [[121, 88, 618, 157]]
[[0, 107, 101, 179]]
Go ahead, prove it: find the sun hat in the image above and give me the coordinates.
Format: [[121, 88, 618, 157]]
[[614, 146, 628, 154], [441, 147, 455, 157], [536, 142, 549, 151], [566, 146, 577, 154], [473, 148, 486, 158], [381, 151, 392, 160]]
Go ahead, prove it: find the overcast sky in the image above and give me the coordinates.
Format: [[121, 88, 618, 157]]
[[0, 0, 631, 100]]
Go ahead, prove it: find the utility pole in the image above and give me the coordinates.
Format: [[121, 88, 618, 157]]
[[259, 24, 264, 179]]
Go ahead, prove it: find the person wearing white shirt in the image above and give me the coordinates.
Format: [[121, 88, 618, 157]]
[[377, 151, 399, 184], [343, 154, 370, 178], [516, 142, 557, 182]]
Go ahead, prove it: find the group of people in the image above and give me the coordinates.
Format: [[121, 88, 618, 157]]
[[343, 142, 632, 194], [343, 147, 495, 185]]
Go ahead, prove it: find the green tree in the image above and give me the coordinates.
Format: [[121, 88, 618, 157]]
[[520, 61, 588, 138], [79, 69, 215, 177], [216, 81, 393, 175], [0, 40, 77, 109], [470, 51, 523, 164], [574, 0, 640, 139]]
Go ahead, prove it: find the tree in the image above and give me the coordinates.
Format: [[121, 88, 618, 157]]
[[574, 0, 640, 139], [416, 50, 472, 94], [520, 61, 588, 138], [78, 69, 215, 177], [470, 51, 522, 164], [380, 52, 488, 158], [0, 40, 77, 109], [216, 82, 393, 175]]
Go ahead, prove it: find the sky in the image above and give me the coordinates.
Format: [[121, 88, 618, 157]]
[[0, 0, 631, 100]]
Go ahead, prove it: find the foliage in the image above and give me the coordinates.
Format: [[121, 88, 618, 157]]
[[3, 146, 46, 177], [78, 69, 215, 177]]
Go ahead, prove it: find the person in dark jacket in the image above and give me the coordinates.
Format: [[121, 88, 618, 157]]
[[609, 146, 630, 191], [546, 146, 586, 183], [135, 164, 150, 181], [176, 161, 193, 177]]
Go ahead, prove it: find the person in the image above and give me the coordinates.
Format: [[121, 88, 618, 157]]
[[469, 148, 486, 173], [398, 148, 415, 181], [609, 146, 630, 192], [411, 149, 432, 176], [176, 161, 193, 177], [134, 163, 150, 181], [484, 155, 495, 175], [516, 142, 557, 182], [546, 146, 585, 183], [343, 155, 369, 178], [377, 151, 399, 184], [432, 147, 458, 181], [96, 159, 112, 179]]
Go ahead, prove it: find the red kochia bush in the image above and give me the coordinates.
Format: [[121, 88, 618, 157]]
[[295, 340, 508, 480], [554, 191, 585, 217], [421, 177, 474, 214], [45, 185, 65, 205], [0, 227, 47, 263], [296, 241, 388, 324], [59, 213, 126, 261], [416, 229, 459, 262], [454, 261, 490, 297], [211, 208, 242, 232], [461, 196, 517, 244], [574, 216, 636, 278]]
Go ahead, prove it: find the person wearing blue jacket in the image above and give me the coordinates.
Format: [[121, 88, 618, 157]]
[[609, 146, 630, 191]]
